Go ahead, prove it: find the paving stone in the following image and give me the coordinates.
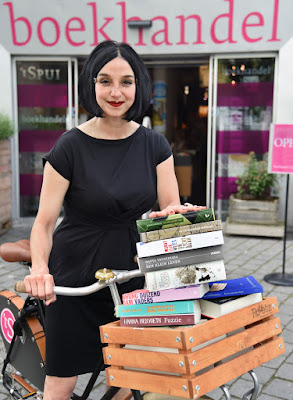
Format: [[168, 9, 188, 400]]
[[262, 378, 293, 399], [275, 362, 293, 380]]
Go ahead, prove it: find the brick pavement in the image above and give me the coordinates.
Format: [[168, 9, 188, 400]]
[[0, 223, 292, 400]]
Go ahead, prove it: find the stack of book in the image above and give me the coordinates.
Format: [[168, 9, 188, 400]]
[[116, 209, 229, 327], [135, 209, 226, 291]]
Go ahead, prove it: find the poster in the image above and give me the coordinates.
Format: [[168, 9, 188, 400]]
[[269, 124, 293, 174]]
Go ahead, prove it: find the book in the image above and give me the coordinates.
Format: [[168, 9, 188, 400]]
[[140, 219, 222, 243], [145, 260, 226, 291], [136, 209, 215, 233], [202, 276, 263, 300], [136, 230, 224, 258], [115, 299, 201, 318], [138, 245, 224, 273], [122, 283, 209, 305], [199, 292, 263, 319], [120, 313, 201, 327]]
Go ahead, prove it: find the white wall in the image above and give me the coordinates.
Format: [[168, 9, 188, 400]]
[[274, 37, 293, 229], [0, 45, 13, 116]]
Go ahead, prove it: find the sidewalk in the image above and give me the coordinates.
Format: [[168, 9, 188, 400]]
[[0, 223, 293, 400]]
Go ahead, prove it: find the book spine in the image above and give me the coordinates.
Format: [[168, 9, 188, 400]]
[[145, 260, 226, 291], [136, 209, 215, 233], [115, 299, 199, 318], [119, 313, 199, 327], [136, 230, 224, 258], [122, 284, 208, 304], [140, 220, 222, 243], [138, 245, 223, 273]]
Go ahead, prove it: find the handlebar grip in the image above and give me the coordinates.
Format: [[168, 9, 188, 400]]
[[14, 281, 27, 293]]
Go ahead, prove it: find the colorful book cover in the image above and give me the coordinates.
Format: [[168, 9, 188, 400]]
[[202, 276, 263, 299], [136, 230, 224, 258], [140, 220, 222, 243], [115, 299, 200, 318], [122, 283, 209, 305], [200, 292, 263, 319], [138, 245, 224, 273], [136, 209, 215, 233], [120, 313, 201, 327], [145, 260, 226, 291]]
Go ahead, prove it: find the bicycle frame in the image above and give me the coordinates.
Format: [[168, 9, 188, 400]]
[[1, 267, 145, 400]]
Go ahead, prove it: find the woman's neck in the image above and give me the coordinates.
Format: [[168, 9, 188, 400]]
[[78, 117, 139, 140]]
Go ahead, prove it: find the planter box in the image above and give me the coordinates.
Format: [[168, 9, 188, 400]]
[[0, 139, 12, 234], [228, 195, 279, 225]]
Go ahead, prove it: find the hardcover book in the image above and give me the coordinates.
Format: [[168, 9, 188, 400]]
[[140, 220, 222, 243], [199, 292, 263, 319], [145, 260, 226, 291], [138, 245, 224, 273], [202, 276, 263, 299], [120, 312, 201, 327], [122, 283, 209, 305], [115, 299, 201, 318], [136, 209, 215, 233], [136, 230, 224, 258]]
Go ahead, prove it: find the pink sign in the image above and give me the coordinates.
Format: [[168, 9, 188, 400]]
[[0, 308, 16, 343], [269, 124, 293, 174]]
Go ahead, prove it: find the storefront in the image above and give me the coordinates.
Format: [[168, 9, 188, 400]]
[[0, 0, 293, 226]]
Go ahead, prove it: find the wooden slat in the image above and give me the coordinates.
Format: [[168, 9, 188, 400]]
[[191, 337, 285, 399], [181, 297, 279, 349], [100, 298, 278, 350], [187, 316, 282, 373], [100, 321, 187, 349], [103, 347, 188, 374], [105, 368, 192, 399], [11, 373, 36, 393]]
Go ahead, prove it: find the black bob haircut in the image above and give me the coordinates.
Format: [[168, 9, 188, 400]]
[[78, 40, 152, 121]]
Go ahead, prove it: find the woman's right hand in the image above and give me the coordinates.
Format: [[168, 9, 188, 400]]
[[24, 271, 57, 306]]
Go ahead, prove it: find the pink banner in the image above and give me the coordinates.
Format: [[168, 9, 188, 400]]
[[20, 174, 43, 196], [19, 130, 63, 152], [217, 131, 269, 154], [217, 82, 273, 107], [18, 84, 68, 108], [215, 177, 238, 200], [270, 124, 293, 174]]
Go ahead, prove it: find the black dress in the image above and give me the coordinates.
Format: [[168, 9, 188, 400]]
[[43, 125, 172, 377]]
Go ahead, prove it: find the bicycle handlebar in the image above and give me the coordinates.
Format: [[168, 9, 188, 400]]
[[14, 269, 144, 296]]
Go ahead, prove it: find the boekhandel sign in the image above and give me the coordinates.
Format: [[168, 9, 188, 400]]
[[0, 0, 290, 55], [268, 124, 293, 174]]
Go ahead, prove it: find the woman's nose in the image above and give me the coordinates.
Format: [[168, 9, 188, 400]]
[[111, 85, 122, 97]]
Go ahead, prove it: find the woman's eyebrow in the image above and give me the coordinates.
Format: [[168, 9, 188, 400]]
[[97, 73, 134, 78]]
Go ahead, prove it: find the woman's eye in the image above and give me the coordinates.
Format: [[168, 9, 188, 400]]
[[99, 79, 109, 84], [123, 80, 133, 85]]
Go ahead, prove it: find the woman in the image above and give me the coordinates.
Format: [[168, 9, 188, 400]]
[[24, 40, 202, 400]]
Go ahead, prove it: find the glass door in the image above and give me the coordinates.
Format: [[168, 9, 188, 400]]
[[12, 57, 78, 218], [211, 55, 277, 220]]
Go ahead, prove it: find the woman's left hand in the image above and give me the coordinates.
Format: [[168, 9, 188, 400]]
[[149, 204, 206, 218]]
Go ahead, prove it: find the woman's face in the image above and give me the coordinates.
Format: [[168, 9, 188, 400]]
[[95, 57, 136, 119]]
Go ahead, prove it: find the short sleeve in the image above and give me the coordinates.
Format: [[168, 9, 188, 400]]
[[42, 131, 73, 181], [156, 132, 172, 165]]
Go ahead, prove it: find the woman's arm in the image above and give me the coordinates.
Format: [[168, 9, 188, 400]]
[[149, 155, 206, 218], [24, 162, 70, 305]]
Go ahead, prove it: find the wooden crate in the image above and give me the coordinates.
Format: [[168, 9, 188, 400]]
[[100, 297, 284, 399]]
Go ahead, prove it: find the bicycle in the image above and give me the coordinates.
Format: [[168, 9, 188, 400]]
[[0, 239, 144, 400], [0, 240, 285, 400]]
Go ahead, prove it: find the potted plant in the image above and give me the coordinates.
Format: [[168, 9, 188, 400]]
[[0, 112, 14, 234], [228, 152, 279, 225]]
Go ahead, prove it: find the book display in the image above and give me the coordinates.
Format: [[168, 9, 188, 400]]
[[116, 212, 266, 327]]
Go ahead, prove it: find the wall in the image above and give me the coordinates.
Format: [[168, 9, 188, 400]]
[[0, 45, 13, 117]]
